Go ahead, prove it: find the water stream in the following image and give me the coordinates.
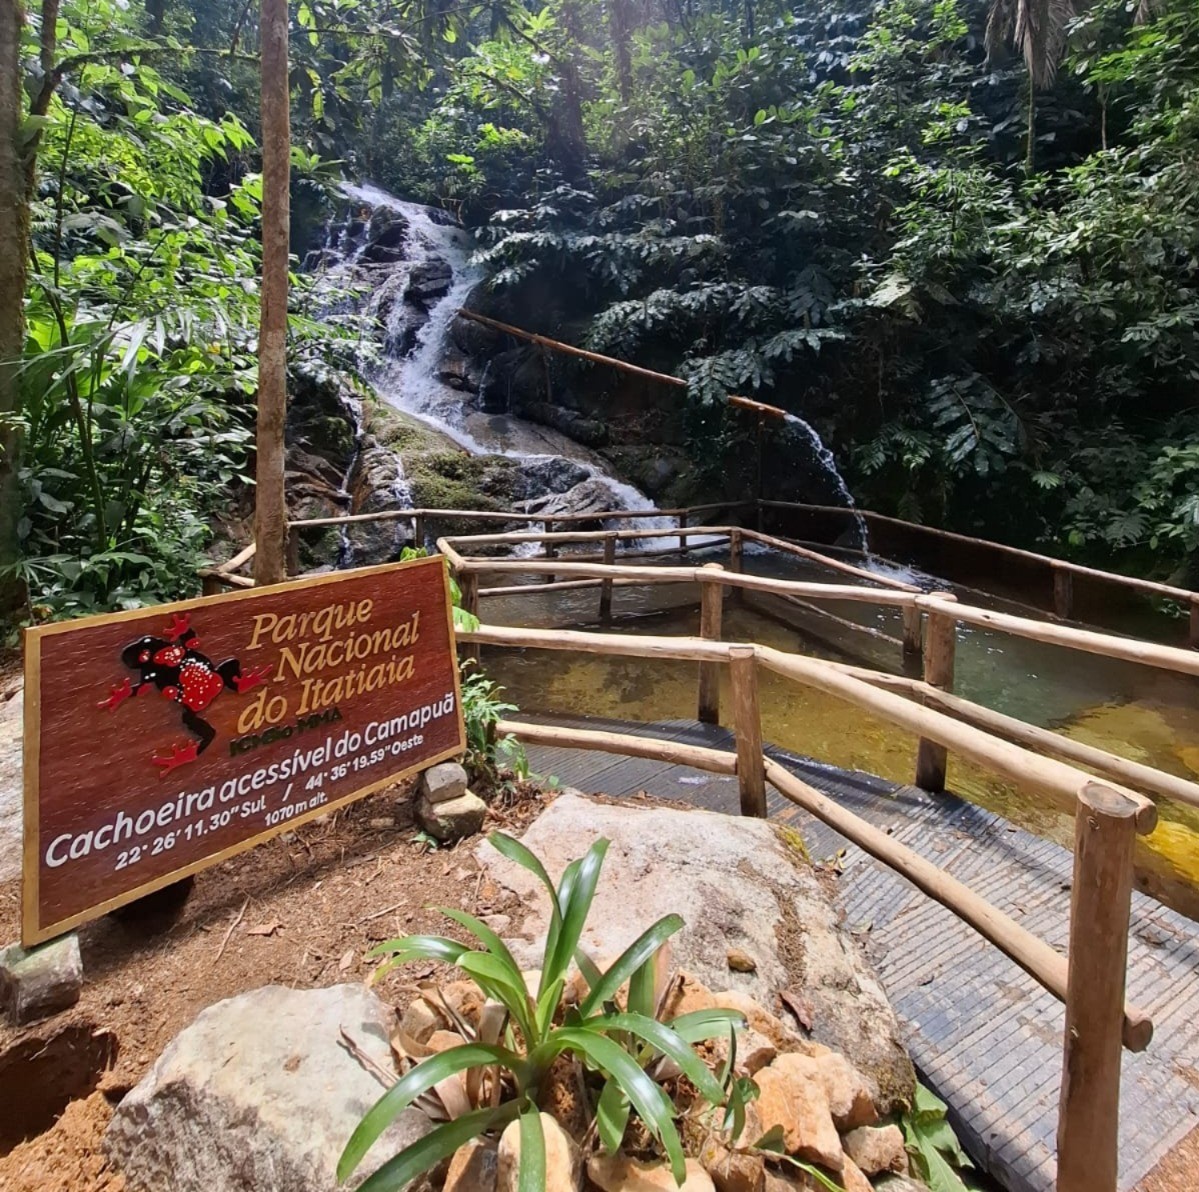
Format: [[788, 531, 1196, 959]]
[[330, 184, 679, 548], [781, 413, 870, 552]]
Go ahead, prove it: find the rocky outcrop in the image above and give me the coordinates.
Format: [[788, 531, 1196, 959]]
[[477, 793, 916, 1115], [104, 984, 431, 1192]]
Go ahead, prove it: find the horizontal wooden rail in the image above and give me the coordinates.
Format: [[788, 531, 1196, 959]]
[[493, 716, 1151, 1051], [496, 718, 737, 774], [444, 525, 732, 547], [754, 643, 1156, 832], [739, 527, 918, 593], [763, 760, 1151, 1052], [457, 309, 787, 420], [288, 501, 750, 530], [460, 623, 1157, 831], [918, 594, 1199, 680], [761, 500, 1199, 609], [452, 558, 920, 606], [825, 663, 1199, 811]]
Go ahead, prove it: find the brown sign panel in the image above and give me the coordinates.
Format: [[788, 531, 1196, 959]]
[[22, 557, 465, 945]]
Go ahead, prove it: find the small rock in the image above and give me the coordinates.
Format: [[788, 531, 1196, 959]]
[[699, 1138, 765, 1192], [369, 817, 396, 831], [480, 913, 512, 935], [839, 1157, 873, 1192], [749, 1063, 843, 1171], [440, 980, 485, 1028], [420, 762, 469, 806], [426, 1029, 467, 1053], [588, 1153, 716, 1191], [497, 1112, 581, 1191], [727, 948, 758, 974], [772, 1050, 877, 1122], [399, 997, 444, 1043], [417, 791, 486, 842], [445, 1138, 498, 1192], [842, 1125, 908, 1176], [0, 934, 83, 1025]]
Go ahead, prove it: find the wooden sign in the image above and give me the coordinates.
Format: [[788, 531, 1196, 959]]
[[22, 557, 465, 945]]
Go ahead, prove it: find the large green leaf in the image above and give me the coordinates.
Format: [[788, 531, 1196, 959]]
[[363, 935, 471, 983], [579, 915, 683, 1016], [517, 1104, 546, 1192], [596, 1078, 631, 1153], [533, 1027, 687, 1185], [354, 1102, 522, 1192], [338, 1044, 523, 1181], [544, 839, 609, 995], [667, 1008, 748, 1044], [582, 1010, 725, 1105]]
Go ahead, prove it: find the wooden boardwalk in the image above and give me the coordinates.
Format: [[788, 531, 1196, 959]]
[[522, 715, 1199, 1192]]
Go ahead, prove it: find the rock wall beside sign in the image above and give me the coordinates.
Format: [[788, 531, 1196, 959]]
[[22, 556, 465, 945]]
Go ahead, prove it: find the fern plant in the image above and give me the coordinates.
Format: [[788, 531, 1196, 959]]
[[338, 832, 745, 1191]]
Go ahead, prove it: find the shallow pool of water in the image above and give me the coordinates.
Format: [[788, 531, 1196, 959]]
[[475, 546, 1199, 917]]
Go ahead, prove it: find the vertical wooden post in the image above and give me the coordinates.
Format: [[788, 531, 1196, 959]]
[[413, 513, 425, 549], [728, 528, 744, 607], [914, 593, 957, 793], [1057, 782, 1139, 1192], [901, 605, 922, 667], [543, 518, 556, 585], [697, 563, 724, 724], [1054, 567, 1074, 620], [599, 532, 616, 623], [285, 524, 300, 577], [730, 645, 766, 817], [459, 570, 480, 664], [202, 574, 223, 598], [755, 416, 765, 532], [1189, 599, 1199, 650], [678, 510, 689, 556]]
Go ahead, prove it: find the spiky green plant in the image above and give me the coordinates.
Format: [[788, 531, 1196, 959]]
[[337, 832, 745, 1192]]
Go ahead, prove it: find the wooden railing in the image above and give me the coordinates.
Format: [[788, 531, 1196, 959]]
[[194, 502, 1199, 1189], [460, 623, 1149, 1192]]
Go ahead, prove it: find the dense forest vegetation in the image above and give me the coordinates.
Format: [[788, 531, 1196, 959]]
[[1, 0, 1197, 620]]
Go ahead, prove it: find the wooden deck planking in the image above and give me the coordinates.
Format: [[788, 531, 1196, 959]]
[[522, 715, 1199, 1192]]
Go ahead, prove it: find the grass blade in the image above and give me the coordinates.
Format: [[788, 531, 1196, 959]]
[[579, 915, 684, 1017], [338, 1044, 521, 1181], [539, 1027, 687, 1185], [596, 1078, 631, 1153], [667, 1008, 747, 1044], [583, 1011, 725, 1104], [517, 1104, 546, 1192], [487, 832, 564, 985], [355, 1102, 521, 1192], [544, 839, 609, 996]]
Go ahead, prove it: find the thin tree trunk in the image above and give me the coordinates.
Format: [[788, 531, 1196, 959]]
[[254, 0, 290, 586], [610, 0, 632, 105], [0, 1, 28, 615], [1025, 71, 1036, 173]]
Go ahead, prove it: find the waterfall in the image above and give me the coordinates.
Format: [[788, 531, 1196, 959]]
[[781, 413, 870, 553], [317, 183, 679, 550]]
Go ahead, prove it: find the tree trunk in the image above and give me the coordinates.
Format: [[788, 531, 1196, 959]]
[[1025, 71, 1036, 173], [0, 1, 28, 616], [254, 0, 290, 587], [610, 0, 633, 105]]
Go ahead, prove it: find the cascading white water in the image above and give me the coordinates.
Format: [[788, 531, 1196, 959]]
[[330, 184, 680, 550], [781, 413, 870, 553]]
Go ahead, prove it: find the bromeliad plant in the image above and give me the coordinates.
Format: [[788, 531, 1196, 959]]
[[337, 832, 746, 1192]]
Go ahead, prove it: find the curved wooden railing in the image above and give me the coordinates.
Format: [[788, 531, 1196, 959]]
[[195, 504, 1194, 1189]]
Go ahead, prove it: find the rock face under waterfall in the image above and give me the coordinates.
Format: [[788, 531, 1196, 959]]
[[276, 186, 688, 569]]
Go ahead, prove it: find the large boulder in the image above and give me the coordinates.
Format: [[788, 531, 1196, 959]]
[[478, 794, 915, 1114], [104, 984, 430, 1192]]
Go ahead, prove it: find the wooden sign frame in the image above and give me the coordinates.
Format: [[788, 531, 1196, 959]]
[[22, 557, 465, 945]]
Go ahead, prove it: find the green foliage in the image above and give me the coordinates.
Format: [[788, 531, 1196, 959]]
[[901, 1082, 977, 1192], [459, 668, 527, 783], [340, 832, 745, 1192]]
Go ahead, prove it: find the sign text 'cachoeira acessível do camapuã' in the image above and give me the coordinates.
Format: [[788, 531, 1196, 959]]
[[21, 556, 465, 944]]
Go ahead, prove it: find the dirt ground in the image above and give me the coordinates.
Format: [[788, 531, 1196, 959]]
[[0, 773, 551, 1191]]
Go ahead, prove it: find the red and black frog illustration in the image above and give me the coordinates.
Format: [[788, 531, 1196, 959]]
[[98, 612, 271, 776]]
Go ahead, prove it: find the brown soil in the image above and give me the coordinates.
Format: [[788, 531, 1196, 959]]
[[0, 776, 550, 1191]]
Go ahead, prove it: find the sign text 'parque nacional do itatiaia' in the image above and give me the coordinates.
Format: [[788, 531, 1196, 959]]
[[22, 556, 465, 945]]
